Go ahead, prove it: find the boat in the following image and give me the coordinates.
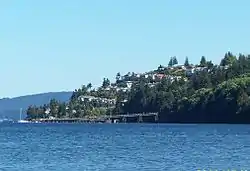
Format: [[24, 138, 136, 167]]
[[17, 108, 30, 123], [17, 120, 30, 123]]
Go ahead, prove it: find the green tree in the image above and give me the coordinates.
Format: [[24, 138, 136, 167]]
[[206, 61, 214, 69], [220, 51, 237, 66], [116, 72, 121, 81], [81, 85, 88, 94], [168, 57, 173, 67], [102, 78, 110, 88], [172, 56, 178, 65], [200, 56, 207, 67], [157, 65, 165, 71], [49, 99, 59, 117], [184, 57, 189, 67], [58, 103, 66, 118], [87, 83, 92, 90]]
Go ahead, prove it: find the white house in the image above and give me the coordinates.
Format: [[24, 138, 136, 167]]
[[126, 81, 133, 88], [185, 68, 195, 76]]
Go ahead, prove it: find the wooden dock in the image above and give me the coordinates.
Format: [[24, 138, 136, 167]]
[[31, 112, 159, 123], [101, 112, 159, 123]]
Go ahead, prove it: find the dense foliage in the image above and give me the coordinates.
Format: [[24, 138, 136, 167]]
[[27, 52, 250, 123]]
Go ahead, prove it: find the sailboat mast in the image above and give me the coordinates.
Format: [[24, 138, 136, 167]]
[[20, 108, 22, 120]]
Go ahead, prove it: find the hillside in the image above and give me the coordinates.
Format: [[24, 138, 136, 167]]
[[26, 52, 250, 123], [0, 92, 72, 119]]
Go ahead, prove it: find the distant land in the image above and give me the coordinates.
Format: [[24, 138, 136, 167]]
[[26, 52, 250, 124], [0, 92, 72, 120]]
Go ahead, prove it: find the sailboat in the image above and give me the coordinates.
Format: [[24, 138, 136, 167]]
[[17, 108, 30, 123]]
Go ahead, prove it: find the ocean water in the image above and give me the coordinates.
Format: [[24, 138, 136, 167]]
[[0, 123, 249, 171]]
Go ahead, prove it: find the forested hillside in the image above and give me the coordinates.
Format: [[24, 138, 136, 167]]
[[26, 52, 250, 123]]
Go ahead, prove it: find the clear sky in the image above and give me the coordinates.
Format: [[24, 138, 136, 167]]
[[0, 0, 250, 98]]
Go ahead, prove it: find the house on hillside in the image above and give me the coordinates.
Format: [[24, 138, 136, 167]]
[[78, 95, 96, 102], [194, 66, 208, 72], [118, 87, 129, 92], [45, 108, 51, 115], [78, 95, 116, 105], [49, 116, 55, 119], [104, 87, 111, 91], [135, 73, 141, 78], [148, 83, 157, 88], [185, 65, 210, 76], [173, 64, 186, 70], [125, 81, 133, 89], [185, 68, 195, 76], [156, 74, 166, 80], [157, 65, 166, 71], [219, 65, 230, 70], [165, 75, 180, 83]]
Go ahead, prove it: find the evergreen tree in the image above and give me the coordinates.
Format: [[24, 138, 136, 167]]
[[168, 57, 173, 67], [87, 83, 92, 90], [184, 57, 189, 67], [102, 78, 110, 88], [116, 72, 121, 81], [200, 56, 207, 67], [220, 51, 237, 66], [172, 56, 178, 65]]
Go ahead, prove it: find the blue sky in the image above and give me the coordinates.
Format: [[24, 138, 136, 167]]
[[0, 0, 250, 98]]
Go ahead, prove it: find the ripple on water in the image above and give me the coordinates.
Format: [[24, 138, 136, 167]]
[[0, 123, 250, 171]]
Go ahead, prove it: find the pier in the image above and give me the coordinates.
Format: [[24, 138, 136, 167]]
[[101, 112, 159, 123], [31, 112, 159, 123]]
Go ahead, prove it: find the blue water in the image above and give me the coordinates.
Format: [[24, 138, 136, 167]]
[[0, 123, 249, 171]]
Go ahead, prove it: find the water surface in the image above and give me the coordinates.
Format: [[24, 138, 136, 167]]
[[0, 123, 249, 170]]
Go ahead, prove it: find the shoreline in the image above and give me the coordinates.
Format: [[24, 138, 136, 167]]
[[25, 112, 159, 124], [24, 117, 250, 124]]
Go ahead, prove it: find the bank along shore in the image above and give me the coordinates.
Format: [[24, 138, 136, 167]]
[[26, 112, 159, 124]]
